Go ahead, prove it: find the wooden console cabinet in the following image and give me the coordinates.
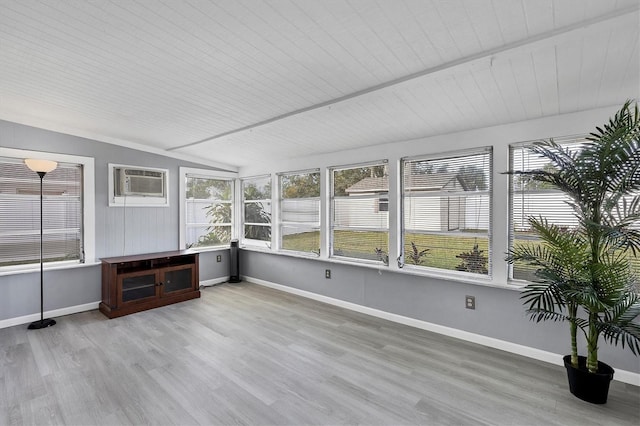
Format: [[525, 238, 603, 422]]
[[99, 250, 200, 319]]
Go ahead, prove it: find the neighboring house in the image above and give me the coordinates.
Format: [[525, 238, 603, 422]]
[[402, 172, 468, 193], [332, 176, 389, 230], [402, 173, 470, 233], [342, 173, 487, 232], [344, 175, 391, 214]]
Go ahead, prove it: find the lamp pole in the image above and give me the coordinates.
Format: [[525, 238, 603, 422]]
[[25, 159, 57, 330]]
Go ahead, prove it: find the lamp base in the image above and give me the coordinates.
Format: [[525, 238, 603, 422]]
[[28, 318, 56, 330]]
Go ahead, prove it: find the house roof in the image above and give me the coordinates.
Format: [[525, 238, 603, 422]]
[[345, 176, 389, 194], [345, 173, 465, 194], [404, 173, 465, 191]]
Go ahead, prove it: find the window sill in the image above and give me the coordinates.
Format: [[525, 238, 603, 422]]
[[327, 256, 387, 269], [239, 244, 272, 253], [397, 265, 521, 290], [277, 249, 321, 260], [0, 260, 101, 277], [506, 278, 529, 289], [240, 246, 523, 291], [186, 246, 230, 254]]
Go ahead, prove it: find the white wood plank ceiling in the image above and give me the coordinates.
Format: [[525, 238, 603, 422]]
[[1, 0, 638, 170]]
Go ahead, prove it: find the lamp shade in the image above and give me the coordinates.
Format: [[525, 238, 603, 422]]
[[25, 158, 58, 173]]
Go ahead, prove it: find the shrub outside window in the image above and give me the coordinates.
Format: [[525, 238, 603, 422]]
[[401, 148, 492, 275], [330, 162, 389, 263], [279, 170, 320, 255], [184, 175, 233, 248]]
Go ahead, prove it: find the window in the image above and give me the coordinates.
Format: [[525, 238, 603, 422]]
[[330, 161, 389, 263], [279, 170, 320, 255], [183, 173, 233, 249], [242, 175, 272, 248], [509, 138, 640, 281], [377, 193, 389, 212], [0, 149, 95, 269], [510, 139, 581, 281], [401, 148, 492, 275]]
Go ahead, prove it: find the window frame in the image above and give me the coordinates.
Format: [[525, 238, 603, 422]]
[[329, 159, 390, 265], [505, 136, 636, 283], [400, 147, 493, 277], [277, 169, 321, 257], [0, 147, 95, 273], [241, 174, 272, 249], [179, 167, 237, 251], [508, 137, 575, 283]]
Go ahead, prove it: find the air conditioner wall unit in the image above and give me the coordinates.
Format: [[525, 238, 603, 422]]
[[109, 164, 169, 207], [115, 167, 166, 197]]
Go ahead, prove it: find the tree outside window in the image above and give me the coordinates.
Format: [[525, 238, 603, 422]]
[[185, 176, 232, 248]]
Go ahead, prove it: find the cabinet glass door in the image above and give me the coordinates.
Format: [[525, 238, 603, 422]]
[[119, 271, 158, 303], [162, 265, 194, 295]]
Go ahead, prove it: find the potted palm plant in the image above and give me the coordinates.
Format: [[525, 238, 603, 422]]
[[506, 100, 640, 404]]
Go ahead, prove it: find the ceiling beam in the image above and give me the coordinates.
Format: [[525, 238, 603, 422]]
[[169, 4, 639, 152]]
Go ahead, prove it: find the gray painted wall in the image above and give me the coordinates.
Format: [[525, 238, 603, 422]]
[[199, 250, 230, 283], [0, 120, 231, 321], [240, 250, 640, 374], [2, 111, 638, 379], [1, 266, 101, 320]]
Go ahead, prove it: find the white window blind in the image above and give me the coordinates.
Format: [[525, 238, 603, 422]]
[[184, 175, 233, 248], [279, 170, 320, 255], [509, 138, 640, 281], [0, 157, 83, 267], [402, 148, 492, 275], [242, 175, 271, 247], [330, 162, 389, 263]]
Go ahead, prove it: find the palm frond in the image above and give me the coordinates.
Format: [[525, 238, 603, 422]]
[[598, 293, 640, 355], [524, 308, 570, 323], [507, 101, 640, 363], [520, 281, 566, 314], [583, 100, 640, 196], [601, 195, 640, 255]]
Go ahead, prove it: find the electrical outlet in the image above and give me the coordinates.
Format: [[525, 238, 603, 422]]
[[216, 255, 222, 262], [325, 269, 331, 279], [465, 295, 476, 310]]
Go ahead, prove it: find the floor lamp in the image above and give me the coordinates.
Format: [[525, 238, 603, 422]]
[[25, 158, 58, 330]]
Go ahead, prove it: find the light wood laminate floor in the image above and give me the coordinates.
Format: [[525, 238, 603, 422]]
[[1, 282, 638, 425]]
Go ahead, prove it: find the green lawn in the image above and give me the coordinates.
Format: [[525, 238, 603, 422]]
[[283, 231, 639, 281], [282, 230, 489, 273], [282, 231, 320, 253], [333, 230, 388, 261], [402, 233, 488, 272]]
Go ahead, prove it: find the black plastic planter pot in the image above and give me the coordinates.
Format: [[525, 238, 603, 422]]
[[563, 355, 614, 404]]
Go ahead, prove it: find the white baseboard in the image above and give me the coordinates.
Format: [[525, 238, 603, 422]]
[[0, 275, 229, 329], [200, 277, 229, 287], [0, 301, 100, 330], [246, 276, 640, 387]]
